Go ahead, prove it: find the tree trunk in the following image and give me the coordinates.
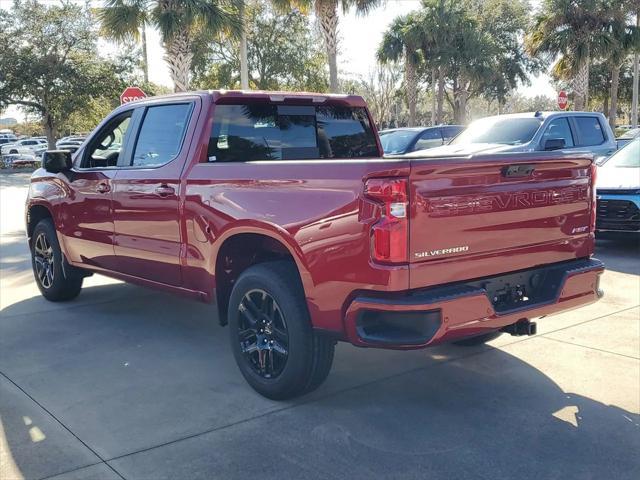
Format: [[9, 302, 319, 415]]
[[632, 12, 640, 128], [239, 2, 249, 90], [316, 0, 339, 93], [603, 96, 609, 116], [141, 22, 149, 84], [609, 64, 620, 128], [165, 30, 193, 92], [453, 79, 467, 124], [405, 53, 417, 127], [573, 55, 590, 111], [436, 65, 445, 124], [431, 67, 437, 126], [43, 112, 56, 150]]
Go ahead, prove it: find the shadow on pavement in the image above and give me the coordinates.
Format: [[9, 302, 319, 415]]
[[595, 233, 640, 275], [0, 231, 34, 289], [0, 283, 638, 480]]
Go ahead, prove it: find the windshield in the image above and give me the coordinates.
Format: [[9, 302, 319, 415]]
[[619, 128, 640, 140], [602, 139, 640, 168], [379, 129, 417, 154], [451, 117, 542, 145]]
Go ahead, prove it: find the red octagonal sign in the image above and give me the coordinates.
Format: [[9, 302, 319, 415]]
[[120, 86, 147, 105], [557, 90, 568, 110]]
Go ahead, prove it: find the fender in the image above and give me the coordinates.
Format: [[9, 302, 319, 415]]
[[206, 220, 313, 301]]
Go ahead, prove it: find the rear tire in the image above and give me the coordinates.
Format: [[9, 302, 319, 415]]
[[228, 261, 335, 400], [452, 331, 502, 346], [31, 219, 83, 301]]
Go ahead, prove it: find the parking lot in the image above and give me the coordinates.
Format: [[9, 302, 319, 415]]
[[1, 171, 638, 480]]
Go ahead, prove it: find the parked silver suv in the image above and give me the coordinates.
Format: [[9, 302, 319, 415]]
[[410, 111, 617, 161]]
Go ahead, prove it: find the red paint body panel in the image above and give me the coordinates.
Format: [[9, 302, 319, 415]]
[[25, 90, 604, 348], [408, 154, 595, 289]]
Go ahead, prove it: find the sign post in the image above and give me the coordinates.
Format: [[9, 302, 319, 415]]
[[557, 90, 568, 110], [120, 87, 147, 105]]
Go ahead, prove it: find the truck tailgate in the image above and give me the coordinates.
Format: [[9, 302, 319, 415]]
[[408, 153, 595, 289]]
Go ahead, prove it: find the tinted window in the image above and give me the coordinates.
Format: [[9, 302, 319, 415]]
[[542, 117, 574, 148], [208, 104, 378, 162], [413, 129, 443, 151], [575, 117, 605, 146], [442, 126, 463, 140], [132, 104, 192, 167]]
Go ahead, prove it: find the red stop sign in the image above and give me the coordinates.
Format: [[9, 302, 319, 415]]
[[558, 90, 568, 110], [120, 87, 147, 105]]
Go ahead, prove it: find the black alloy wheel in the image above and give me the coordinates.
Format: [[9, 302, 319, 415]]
[[33, 231, 55, 289], [237, 289, 289, 379]]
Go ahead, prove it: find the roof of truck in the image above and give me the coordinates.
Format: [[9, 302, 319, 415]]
[[119, 89, 368, 108]]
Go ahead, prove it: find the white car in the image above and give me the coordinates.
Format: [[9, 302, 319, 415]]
[[1, 138, 47, 156], [596, 138, 640, 233]]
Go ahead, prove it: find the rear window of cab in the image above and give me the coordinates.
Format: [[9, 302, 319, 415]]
[[208, 104, 379, 162]]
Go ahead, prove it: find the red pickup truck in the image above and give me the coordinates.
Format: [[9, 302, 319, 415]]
[[26, 91, 604, 399]]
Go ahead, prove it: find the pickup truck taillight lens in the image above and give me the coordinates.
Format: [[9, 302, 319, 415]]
[[364, 178, 408, 264], [590, 162, 597, 233]]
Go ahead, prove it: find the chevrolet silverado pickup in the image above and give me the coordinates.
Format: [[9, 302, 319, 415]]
[[26, 91, 604, 399]]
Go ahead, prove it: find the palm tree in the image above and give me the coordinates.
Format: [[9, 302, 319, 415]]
[[526, 0, 613, 111], [239, 0, 249, 89], [273, 0, 380, 93], [378, 15, 423, 126], [417, 0, 460, 124], [100, 0, 241, 92], [605, 0, 640, 127]]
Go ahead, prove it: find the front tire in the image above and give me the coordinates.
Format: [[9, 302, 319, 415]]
[[31, 219, 83, 301], [228, 261, 335, 400]]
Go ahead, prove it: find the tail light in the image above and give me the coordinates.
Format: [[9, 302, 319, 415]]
[[364, 178, 408, 263], [590, 162, 597, 234]]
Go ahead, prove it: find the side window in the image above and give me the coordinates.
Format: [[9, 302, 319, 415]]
[[574, 117, 605, 146], [542, 117, 574, 148], [132, 103, 192, 167], [413, 129, 443, 151], [83, 112, 132, 168]]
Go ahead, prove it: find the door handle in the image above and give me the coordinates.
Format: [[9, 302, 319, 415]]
[[154, 185, 175, 197], [96, 182, 110, 194]]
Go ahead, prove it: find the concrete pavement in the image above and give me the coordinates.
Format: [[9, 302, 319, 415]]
[[1, 171, 638, 480]]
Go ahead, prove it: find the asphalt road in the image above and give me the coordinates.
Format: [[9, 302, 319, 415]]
[[1, 171, 639, 480]]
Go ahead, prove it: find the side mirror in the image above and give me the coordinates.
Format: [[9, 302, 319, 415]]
[[544, 138, 565, 151], [43, 150, 72, 173]]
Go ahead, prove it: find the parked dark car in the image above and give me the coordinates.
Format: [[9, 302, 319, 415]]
[[379, 125, 464, 155]]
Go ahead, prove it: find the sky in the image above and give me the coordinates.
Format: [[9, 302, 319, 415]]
[[4, 0, 556, 121]]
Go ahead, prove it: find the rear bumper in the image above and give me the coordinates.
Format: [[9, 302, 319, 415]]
[[344, 258, 604, 349]]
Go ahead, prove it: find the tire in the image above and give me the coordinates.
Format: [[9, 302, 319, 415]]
[[452, 331, 502, 346], [31, 218, 83, 301], [228, 261, 335, 400]]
